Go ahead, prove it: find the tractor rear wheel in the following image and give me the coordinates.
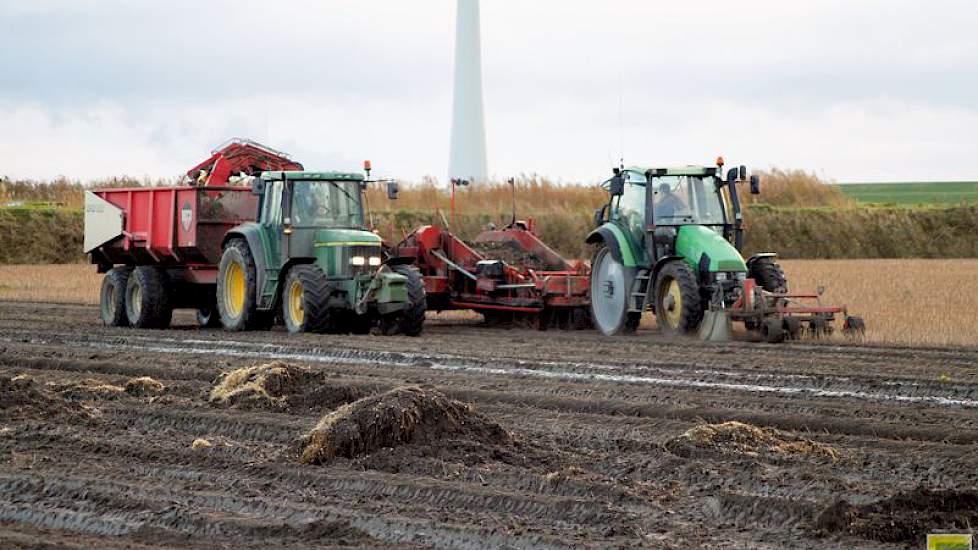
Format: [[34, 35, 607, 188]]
[[100, 266, 131, 327], [390, 265, 426, 337], [750, 257, 788, 293], [590, 246, 640, 335], [125, 266, 172, 329], [217, 239, 263, 331], [282, 265, 334, 334], [653, 261, 703, 336]]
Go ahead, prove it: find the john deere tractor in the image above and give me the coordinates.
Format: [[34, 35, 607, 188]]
[[217, 170, 426, 336], [586, 161, 792, 338]]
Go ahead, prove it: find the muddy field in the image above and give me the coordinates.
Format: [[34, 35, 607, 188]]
[[1, 301, 978, 548]]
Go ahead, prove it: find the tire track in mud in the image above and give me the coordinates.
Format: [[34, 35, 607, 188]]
[[4, 328, 978, 411]]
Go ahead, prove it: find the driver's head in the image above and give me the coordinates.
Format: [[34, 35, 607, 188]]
[[658, 183, 672, 196]]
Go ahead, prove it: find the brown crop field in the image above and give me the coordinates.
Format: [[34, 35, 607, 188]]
[[2, 259, 977, 347]]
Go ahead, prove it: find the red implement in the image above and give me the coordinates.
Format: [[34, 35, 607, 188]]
[[391, 223, 591, 329]]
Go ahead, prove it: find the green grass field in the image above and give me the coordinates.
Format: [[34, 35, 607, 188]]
[[837, 181, 978, 205]]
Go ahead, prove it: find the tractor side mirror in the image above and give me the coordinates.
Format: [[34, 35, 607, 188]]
[[386, 181, 399, 200], [750, 175, 761, 194], [251, 178, 266, 196], [608, 175, 625, 196], [726, 168, 738, 183], [739, 165, 748, 181]]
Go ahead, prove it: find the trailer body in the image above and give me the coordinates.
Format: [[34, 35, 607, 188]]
[[86, 186, 258, 284]]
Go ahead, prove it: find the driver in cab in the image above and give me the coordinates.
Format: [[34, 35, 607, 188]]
[[294, 186, 330, 225], [654, 183, 688, 219]]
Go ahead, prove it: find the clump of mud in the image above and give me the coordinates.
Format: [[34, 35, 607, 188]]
[[125, 376, 165, 396], [666, 421, 840, 460], [814, 487, 978, 543], [298, 385, 511, 464], [209, 362, 364, 413], [56, 379, 126, 401], [0, 375, 95, 421]]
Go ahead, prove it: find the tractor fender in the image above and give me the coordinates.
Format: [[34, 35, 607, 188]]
[[746, 253, 778, 267], [222, 226, 270, 310], [585, 224, 637, 267]]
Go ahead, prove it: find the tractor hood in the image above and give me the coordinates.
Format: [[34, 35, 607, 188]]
[[312, 228, 382, 248], [676, 225, 747, 273]]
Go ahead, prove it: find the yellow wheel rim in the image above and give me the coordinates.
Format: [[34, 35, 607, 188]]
[[661, 279, 683, 328], [287, 279, 305, 326], [224, 261, 245, 317]]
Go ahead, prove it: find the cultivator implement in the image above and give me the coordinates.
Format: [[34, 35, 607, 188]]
[[701, 277, 865, 343], [391, 222, 591, 329]]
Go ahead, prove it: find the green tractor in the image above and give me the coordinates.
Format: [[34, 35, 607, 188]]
[[217, 170, 426, 336], [586, 160, 862, 342]]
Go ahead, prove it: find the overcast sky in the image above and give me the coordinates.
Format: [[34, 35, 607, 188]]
[[1, 0, 977, 184]]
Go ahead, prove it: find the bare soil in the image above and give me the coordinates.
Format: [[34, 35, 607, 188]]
[[2, 300, 978, 548]]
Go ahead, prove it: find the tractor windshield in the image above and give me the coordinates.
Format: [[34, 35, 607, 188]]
[[291, 180, 364, 228], [650, 175, 726, 226]]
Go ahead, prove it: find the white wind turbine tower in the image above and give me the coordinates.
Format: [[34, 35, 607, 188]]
[[448, 0, 488, 186]]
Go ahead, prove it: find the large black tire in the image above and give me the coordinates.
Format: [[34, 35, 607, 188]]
[[217, 239, 263, 332], [589, 245, 640, 335], [100, 266, 131, 327], [653, 260, 702, 335], [391, 265, 426, 337], [282, 265, 334, 334], [750, 257, 788, 293], [125, 266, 172, 329]]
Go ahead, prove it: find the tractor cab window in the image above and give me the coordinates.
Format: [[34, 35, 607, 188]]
[[292, 180, 363, 228], [263, 181, 283, 225], [610, 171, 646, 246], [651, 175, 726, 226]]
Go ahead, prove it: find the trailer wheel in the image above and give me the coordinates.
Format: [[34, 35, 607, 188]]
[[653, 260, 702, 336], [590, 245, 640, 335], [282, 265, 334, 334], [217, 239, 263, 331], [762, 317, 786, 343], [100, 266, 131, 327], [390, 265, 426, 337], [125, 266, 172, 329]]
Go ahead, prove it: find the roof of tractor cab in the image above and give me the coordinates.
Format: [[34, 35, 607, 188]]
[[261, 170, 365, 182], [624, 165, 718, 178]]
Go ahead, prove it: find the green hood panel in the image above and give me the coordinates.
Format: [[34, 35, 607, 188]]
[[676, 225, 747, 273], [313, 229, 382, 247]]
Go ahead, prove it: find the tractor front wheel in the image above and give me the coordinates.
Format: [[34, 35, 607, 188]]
[[282, 265, 334, 334], [750, 257, 788, 293], [653, 261, 702, 336], [589, 246, 640, 335], [100, 266, 131, 327]]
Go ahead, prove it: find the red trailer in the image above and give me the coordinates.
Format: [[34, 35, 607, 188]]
[[390, 221, 591, 329], [85, 139, 299, 328]]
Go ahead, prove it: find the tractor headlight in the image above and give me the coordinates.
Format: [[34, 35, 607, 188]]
[[351, 256, 366, 266], [368, 256, 382, 266], [715, 272, 728, 281]]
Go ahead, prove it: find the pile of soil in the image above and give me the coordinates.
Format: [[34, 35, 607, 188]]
[[468, 240, 563, 271], [0, 374, 95, 421], [298, 385, 511, 464], [666, 421, 840, 460], [209, 362, 364, 412], [125, 376, 165, 397], [814, 487, 978, 543]]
